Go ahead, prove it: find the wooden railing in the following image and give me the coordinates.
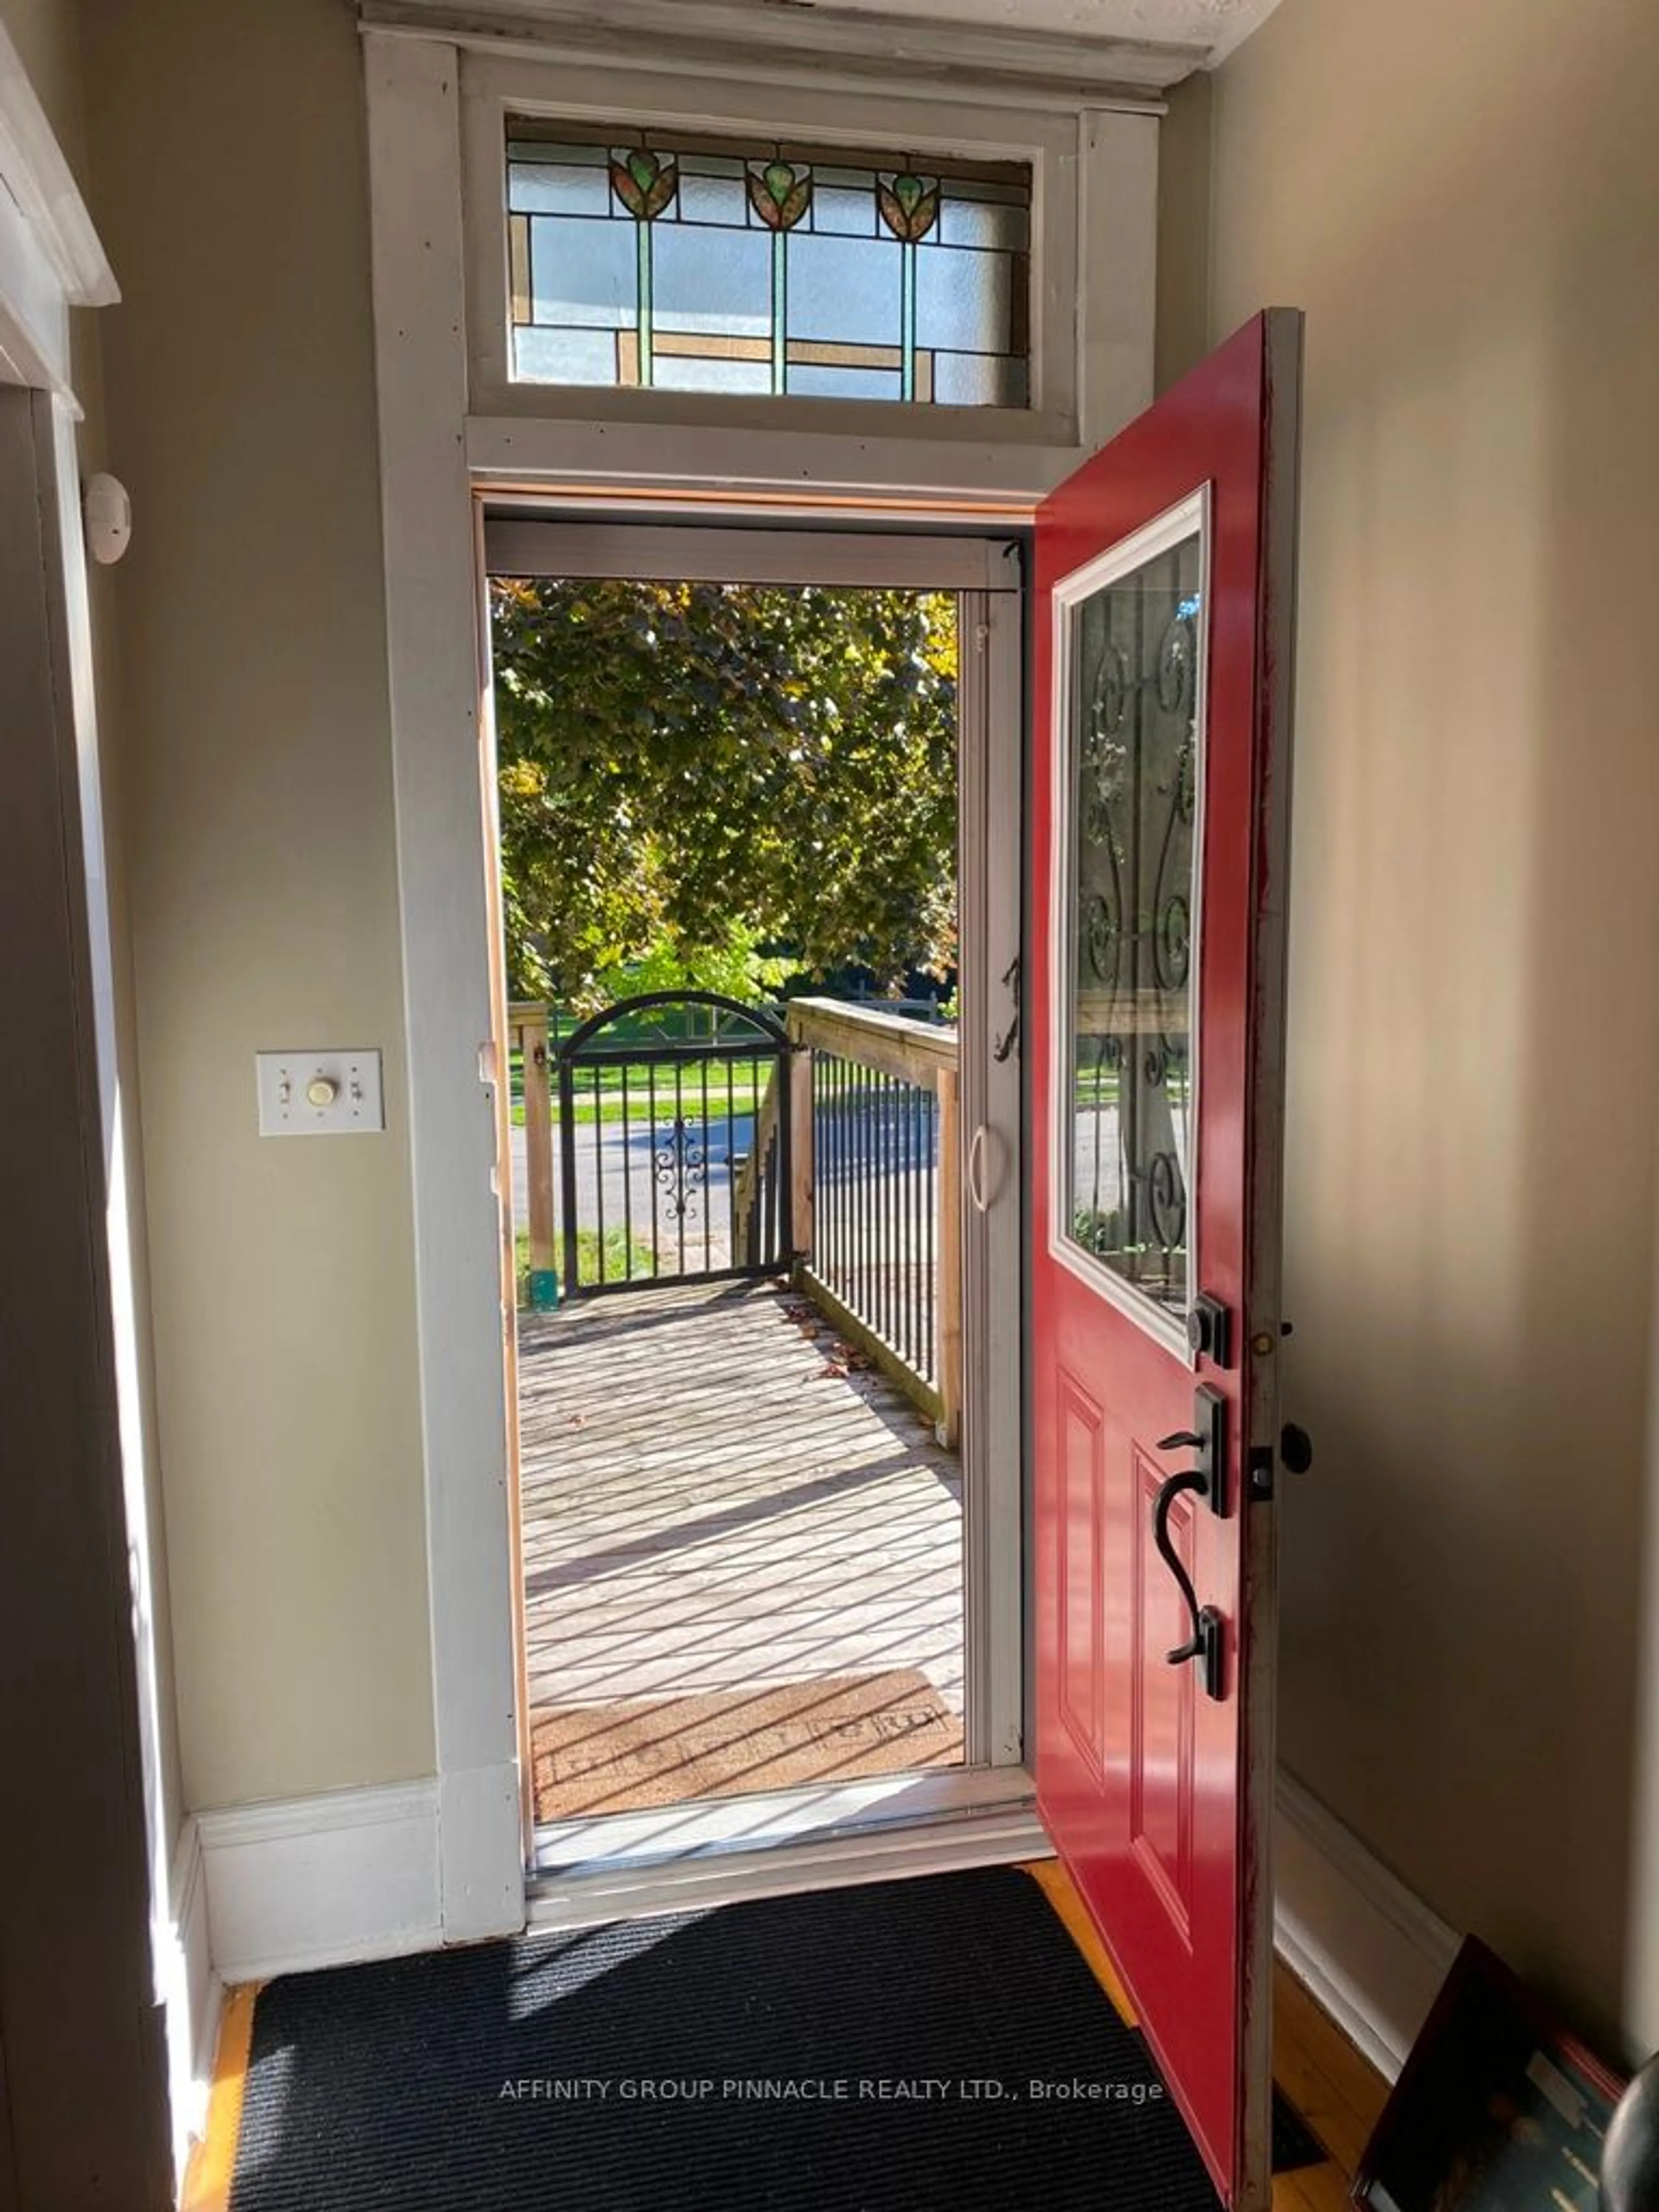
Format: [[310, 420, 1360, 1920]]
[[785, 998, 961, 1447], [508, 1001, 559, 1307], [507, 993, 961, 1446]]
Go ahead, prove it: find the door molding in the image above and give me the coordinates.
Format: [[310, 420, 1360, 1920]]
[[0, 16, 116, 394], [364, 28, 1065, 1920]]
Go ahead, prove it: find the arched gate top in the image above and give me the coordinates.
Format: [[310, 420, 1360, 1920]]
[[556, 990, 788, 1061]]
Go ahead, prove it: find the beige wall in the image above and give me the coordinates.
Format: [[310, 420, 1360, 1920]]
[[83, 0, 434, 1809], [1203, 0, 1659, 2050], [1, 0, 187, 1855]]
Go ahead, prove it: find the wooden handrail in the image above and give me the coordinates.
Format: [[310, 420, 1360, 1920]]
[[785, 996, 957, 1083]]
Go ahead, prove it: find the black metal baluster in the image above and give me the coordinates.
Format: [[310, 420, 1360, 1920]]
[[700, 1055, 712, 1276], [648, 1060, 660, 1281], [879, 1072, 893, 1354], [774, 1057, 787, 1283], [874, 1067, 886, 1332], [823, 1056, 836, 1289], [858, 1062, 871, 1318], [674, 1058, 686, 1278], [911, 1071, 925, 1362], [559, 1054, 579, 1298], [593, 1063, 606, 1286], [826, 1055, 837, 1290], [861, 1062, 874, 1325], [621, 1058, 634, 1283], [725, 1055, 736, 1273], [923, 1086, 936, 1380]]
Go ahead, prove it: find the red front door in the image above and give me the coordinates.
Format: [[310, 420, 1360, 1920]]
[[1031, 311, 1303, 2211]]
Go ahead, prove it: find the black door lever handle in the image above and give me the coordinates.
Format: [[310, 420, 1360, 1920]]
[[1157, 1429, 1206, 1453], [1152, 1468, 1226, 1701]]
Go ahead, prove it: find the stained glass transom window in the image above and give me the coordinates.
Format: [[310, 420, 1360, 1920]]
[[505, 122, 1031, 407]]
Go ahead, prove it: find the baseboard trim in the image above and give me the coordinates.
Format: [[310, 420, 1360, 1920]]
[[189, 1752, 1454, 2077], [1273, 1769, 1460, 2081], [197, 1778, 442, 1984], [164, 1815, 221, 2183]]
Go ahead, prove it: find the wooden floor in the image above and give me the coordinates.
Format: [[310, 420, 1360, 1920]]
[[517, 1278, 965, 1723]]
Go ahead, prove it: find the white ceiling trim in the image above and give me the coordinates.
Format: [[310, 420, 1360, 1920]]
[[359, 0, 1208, 98], [790, 0, 1285, 66]]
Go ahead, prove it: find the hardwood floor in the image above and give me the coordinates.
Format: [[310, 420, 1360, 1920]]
[[1027, 1860, 1388, 2210]]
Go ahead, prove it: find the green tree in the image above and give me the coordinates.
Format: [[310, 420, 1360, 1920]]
[[491, 577, 957, 1008]]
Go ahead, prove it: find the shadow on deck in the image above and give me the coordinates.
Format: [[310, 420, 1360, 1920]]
[[517, 1278, 964, 1826]]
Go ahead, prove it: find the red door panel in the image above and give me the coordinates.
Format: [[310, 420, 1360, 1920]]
[[1031, 311, 1303, 2211]]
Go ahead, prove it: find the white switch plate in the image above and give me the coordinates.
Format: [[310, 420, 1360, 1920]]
[[256, 1049, 384, 1136]]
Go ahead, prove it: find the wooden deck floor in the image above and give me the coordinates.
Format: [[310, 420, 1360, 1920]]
[[517, 1278, 965, 1812]]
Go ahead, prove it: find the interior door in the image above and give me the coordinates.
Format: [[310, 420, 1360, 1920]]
[[1030, 310, 1303, 2211]]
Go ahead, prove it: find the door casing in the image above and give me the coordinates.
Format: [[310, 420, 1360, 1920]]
[[479, 514, 1028, 1861]]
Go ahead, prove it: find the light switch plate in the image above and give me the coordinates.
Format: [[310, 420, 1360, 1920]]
[[256, 1049, 384, 1136]]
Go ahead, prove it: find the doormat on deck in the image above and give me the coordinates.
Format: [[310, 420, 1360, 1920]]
[[529, 1667, 962, 1821], [228, 1866, 1224, 2212]]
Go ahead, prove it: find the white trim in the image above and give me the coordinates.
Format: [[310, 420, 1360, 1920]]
[[534, 1762, 1036, 1875], [1045, 484, 1211, 1367], [0, 21, 117, 305], [197, 1780, 444, 1983], [362, 0, 1192, 102], [364, 30, 527, 1942], [482, 519, 1019, 589], [162, 1821, 220, 2185], [466, 413, 1074, 506], [958, 568, 1028, 1766], [461, 51, 1085, 448], [0, 21, 116, 401], [531, 1799, 1050, 1929], [1077, 108, 1158, 443], [1273, 1770, 1460, 2082]]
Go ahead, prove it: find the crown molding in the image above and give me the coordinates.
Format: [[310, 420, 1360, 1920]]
[[358, 0, 1201, 101]]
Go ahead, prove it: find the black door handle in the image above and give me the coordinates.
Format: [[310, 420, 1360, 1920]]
[[1152, 1468, 1225, 1701]]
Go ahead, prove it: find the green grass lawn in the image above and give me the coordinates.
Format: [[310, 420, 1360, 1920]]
[[515, 1224, 658, 1306], [509, 1051, 768, 1131]]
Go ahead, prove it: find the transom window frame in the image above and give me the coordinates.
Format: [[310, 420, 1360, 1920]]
[[460, 50, 1147, 452]]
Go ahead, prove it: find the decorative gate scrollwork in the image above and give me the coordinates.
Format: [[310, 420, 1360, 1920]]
[[555, 990, 791, 1298]]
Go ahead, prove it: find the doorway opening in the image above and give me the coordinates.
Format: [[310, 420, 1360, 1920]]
[[485, 524, 1019, 1874]]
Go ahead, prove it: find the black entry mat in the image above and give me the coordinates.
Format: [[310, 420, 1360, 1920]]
[[230, 1867, 1224, 2211]]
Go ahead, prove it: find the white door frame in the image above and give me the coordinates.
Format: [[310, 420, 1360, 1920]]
[[364, 28, 1151, 1935], [481, 514, 1026, 1802]]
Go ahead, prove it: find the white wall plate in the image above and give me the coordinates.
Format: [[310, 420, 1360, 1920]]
[[255, 1049, 385, 1136]]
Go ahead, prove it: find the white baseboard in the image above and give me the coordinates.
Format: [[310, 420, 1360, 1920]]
[[198, 1778, 442, 1984], [187, 1758, 1452, 2090], [162, 1816, 221, 2184], [1273, 1769, 1461, 2081]]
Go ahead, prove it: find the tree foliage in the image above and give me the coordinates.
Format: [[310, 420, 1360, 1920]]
[[491, 577, 957, 1008]]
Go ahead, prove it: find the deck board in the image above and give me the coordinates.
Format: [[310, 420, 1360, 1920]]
[[518, 1278, 965, 1720]]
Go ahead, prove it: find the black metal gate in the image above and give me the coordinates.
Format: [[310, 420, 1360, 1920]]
[[556, 991, 792, 1297]]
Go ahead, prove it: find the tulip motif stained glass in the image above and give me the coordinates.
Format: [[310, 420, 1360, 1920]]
[[507, 121, 1030, 405]]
